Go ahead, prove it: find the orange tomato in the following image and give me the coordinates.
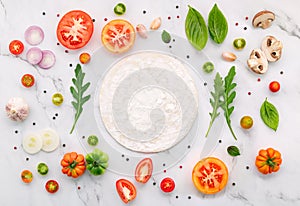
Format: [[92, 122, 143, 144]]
[[255, 148, 282, 174], [192, 157, 228, 194], [61, 152, 86, 178], [21, 170, 33, 183]]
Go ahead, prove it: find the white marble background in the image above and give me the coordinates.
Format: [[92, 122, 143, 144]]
[[0, 0, 300, 205]]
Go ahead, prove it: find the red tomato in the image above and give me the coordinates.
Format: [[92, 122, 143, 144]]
[[135, 158, 153, 183], [45, 180, 59, 193], [101, 19, 135, 53], [269, 81, 280, 93], [116, 179, 137, 204], [192, 157, 228, 194], [160, 177, 175, 193], [21, 74, 35, 88], [21, 170, 33, 183], [9, 40, 24, 55], [56, 10, 94, 50]]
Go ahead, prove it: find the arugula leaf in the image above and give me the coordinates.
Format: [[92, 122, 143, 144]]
[[185, 5, 208, 50], [208, 4, 228, 44], [205, 72, 224, 137], [221, 66, 237, 140], [260, 98, 279, 131], [70, 64, 91, 134]]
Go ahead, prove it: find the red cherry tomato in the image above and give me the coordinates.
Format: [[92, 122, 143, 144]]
[[21, 74, 35, 88], [269, 81, 280, 93], [116, 179, 137, 203], [56, 10, 94, 50], [160, 177, 175, 193], [135, 158, 153, 183], [45, 180, 59, 193], [9, 40, 24, 55]]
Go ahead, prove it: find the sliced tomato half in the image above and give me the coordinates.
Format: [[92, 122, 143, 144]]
[[116, 179, 137, 204], [101, 19, 135, 53], [160, 177, 175, 193], [192, 157, 228, 194], [56, 10, 94, 50], [135, 158, 153, 183]]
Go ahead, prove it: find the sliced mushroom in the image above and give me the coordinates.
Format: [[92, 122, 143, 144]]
[[252, 10, 275, 29], [261, 35, 283, 62], [247, 49, 268, 74]]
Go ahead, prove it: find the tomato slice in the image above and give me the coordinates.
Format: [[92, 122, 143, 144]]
[[45, 180, 59, 193], [21, 170, 33, 183], [116, 179, 137, 204], [135, 158, 153, 183], [160, 177, 175, 193], [21, 74, 35, 88], [101, 19, 135, 53], [192, 157, 228, 194], [56, 10, 94, 50], [9, 40, 24, 55]]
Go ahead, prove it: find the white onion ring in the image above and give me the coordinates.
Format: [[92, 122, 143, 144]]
[[24, 26, 44, 46], [26, 47, 43, 65]]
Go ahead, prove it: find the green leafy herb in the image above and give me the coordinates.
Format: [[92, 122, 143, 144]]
[[185, 5, 208, 50], [260, 98, 279, 131], [227, 146, 240, 157], [208, 4, 228, 44], [205, 72, 224, 137], [221, 66, 237, 140], [70, 64, 91, 134], [161, 30, 171, 43]]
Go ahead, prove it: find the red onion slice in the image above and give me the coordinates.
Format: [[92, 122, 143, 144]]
[[26, 47, 43, 65], [25, 26, 44, 46], [38, 50, 56, 69]]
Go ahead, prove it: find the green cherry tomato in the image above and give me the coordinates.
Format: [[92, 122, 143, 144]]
[[233, 38, 246, 50], [52, 93, 64, 106], [37, 162, 49, 175], [87, 135, 99, 146], [240, 116, 253, 129], [202, 62, 214, 73], [114, 3, 126, 15]]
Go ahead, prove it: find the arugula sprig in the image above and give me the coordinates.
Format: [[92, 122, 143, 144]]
[[70, 64, 91, 134], [221, 66, 237, 140], [205, 72, 224, 137]]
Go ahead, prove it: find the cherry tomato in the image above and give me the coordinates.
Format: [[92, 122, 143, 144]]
[[21, 170, 33, 183], [160, 177, 175, 193], [135, 158, 153, 183], [240, 116, 253, 129], [56, 10, 94, 50], [79, 52, 91, 64], [116, 179, 137, 203], [101, 19, 135, 53], [9, 40, 24, 55], [269, 81, 280, 93], [21, 74, 35, 88], [45, 180, 59, 193], [52, 93, 64, 106], [192, 157, 228, 194]]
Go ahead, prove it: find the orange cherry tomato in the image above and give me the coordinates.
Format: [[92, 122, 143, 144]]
[[160, 177, 175, 193], [240, 115, 253, 129], [9, 40, 24, 55], [21, 170, 33, 183], [79, 52, 91, 64], [116, 179, 137, 204], [21, 74, 35, 88], [101, 19, 135, 53], [269, 81, 280, 93], [135, 158, 153, 183], [56, 10, 94, 50], [192, 157, 228, 194]]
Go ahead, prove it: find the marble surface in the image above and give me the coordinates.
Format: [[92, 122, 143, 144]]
[[0, 0, 300, 205]]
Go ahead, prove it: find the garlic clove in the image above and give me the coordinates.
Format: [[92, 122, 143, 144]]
[[150, 17, 162, 30], [136, 24, 148, 38], [5, 97, 30, 121], [222, 52, 237, 62]]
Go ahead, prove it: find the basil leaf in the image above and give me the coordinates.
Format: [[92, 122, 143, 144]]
[[161, 30, 171, 43], [208, 4, 228, 44], [227, 146, 240, 157], [185, 5, 208, 50], [260, 98, 279, 131]]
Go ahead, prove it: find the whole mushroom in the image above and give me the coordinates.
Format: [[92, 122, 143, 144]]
[[247, 49, 269, 74], [261, 35, 283, 62], [5, 97, 30, 121], [252, 10, 275, 29]]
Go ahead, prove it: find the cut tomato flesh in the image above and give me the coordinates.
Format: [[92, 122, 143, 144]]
[[196, 163, 223, 189]]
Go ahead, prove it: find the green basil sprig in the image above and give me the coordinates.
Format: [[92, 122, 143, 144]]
[[260, 98, 279, 131], [208, 4, 228, 44], [227, 146, 240, 157], [185, 5, 208, 50]]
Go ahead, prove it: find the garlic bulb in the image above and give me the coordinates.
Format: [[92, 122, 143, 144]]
[[5, 97, 30, 121]]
